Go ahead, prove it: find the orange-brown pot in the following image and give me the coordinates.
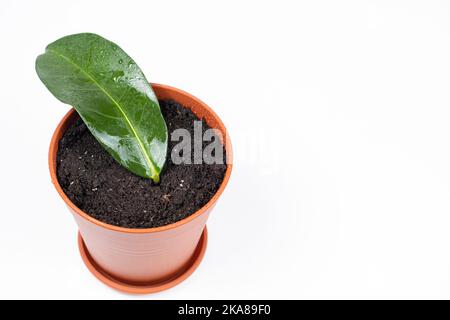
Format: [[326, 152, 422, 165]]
[[48, 83, 233, 294]]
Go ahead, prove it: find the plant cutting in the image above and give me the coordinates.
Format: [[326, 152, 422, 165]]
[[36, 33, 232, 293]]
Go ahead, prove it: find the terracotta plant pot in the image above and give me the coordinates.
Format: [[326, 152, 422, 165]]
[[48, 83, 233, 294]]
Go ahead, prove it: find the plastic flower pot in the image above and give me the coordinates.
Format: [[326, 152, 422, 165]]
[[48, 83, 233, 294]]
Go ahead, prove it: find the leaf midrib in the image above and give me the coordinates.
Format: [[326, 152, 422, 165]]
[[47, 48, 158, 180]]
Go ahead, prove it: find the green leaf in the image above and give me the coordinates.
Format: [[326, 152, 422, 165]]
[[36, 33, 167, 182]]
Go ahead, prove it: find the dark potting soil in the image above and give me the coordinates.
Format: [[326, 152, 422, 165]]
[[56, 100, 227, 228]]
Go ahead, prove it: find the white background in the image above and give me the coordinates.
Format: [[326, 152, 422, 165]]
[[1, 0, 450, 299]]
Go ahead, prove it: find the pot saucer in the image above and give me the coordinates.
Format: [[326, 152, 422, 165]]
[[77, 227, 208, 294]]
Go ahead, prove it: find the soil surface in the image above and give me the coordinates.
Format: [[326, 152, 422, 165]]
[[57, 100, 227, 228]]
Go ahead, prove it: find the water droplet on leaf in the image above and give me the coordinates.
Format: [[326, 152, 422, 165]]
[[112, 70, 125, 82]]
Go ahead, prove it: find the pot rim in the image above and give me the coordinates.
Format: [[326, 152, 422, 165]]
[[49, 83, 233, 234]]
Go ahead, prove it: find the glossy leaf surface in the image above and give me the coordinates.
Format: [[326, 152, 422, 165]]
[[36, 33, 167, 182]]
